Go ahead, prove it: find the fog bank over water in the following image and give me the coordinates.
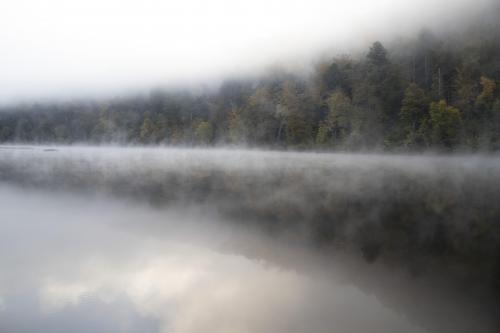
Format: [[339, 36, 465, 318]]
[[0, 146, 500, 332]]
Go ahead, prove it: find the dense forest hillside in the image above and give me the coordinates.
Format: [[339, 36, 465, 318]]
[[1, 13, 500, 151]]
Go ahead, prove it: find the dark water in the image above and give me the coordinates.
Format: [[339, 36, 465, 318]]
[[0, 146, 499, 333]]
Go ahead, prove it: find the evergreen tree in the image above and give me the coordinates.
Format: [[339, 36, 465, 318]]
[[429, 100, 462, 148], [140, 116, 155, 143], [195, 121, 214, 144], [400, 83, 429, 147]]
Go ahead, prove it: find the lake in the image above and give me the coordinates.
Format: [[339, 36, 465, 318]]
[[0, 146, 499, 333]]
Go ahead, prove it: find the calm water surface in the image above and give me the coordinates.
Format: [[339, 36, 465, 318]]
[[0, 146, 499, 333]]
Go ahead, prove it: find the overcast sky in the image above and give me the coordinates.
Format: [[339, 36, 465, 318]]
[[0, 0, 494, 102]]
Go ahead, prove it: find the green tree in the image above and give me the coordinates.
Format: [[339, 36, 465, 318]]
[[429, 100, 462, 148], [280, 80, 314, 146], [367, 41, 389, 66], [195, 121, 214, 144], [323, 62, 351, 95], [453, 65, 478, 115], [325, 90, 353, 144], [242, 87, 279, 144], [14, 117, 34, 142], [476, 76, 497, 112], [91, 105, 117, 142], [315, 122, 330, 145], [400, 83, 429, 147], [53, 124, 69, 142], [228, 107, 247, 143], [140, 116, 155, 143], [490, 100, 500, 148], [365, 41, 404, 142]]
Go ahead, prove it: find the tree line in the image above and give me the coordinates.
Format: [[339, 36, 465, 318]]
[[1, 25, 500, 151]]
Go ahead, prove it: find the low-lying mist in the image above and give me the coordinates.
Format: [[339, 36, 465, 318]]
[[0, 145, 499, 332]]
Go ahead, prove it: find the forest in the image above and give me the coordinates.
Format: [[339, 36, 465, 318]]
[[1, 18, 500, 151]]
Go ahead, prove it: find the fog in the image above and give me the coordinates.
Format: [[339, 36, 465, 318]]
[[0, 0, 496, 102], [0, 146, 499, 332], [1, 0, 500, 330]]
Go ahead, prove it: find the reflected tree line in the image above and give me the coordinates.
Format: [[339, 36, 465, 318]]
[[1, 149, 500, 292]]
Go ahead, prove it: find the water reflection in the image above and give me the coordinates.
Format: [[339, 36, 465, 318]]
[[0, 185, 426, 333]]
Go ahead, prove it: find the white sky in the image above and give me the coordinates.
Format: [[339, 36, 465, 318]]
[[0, 0, 494, 102]]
